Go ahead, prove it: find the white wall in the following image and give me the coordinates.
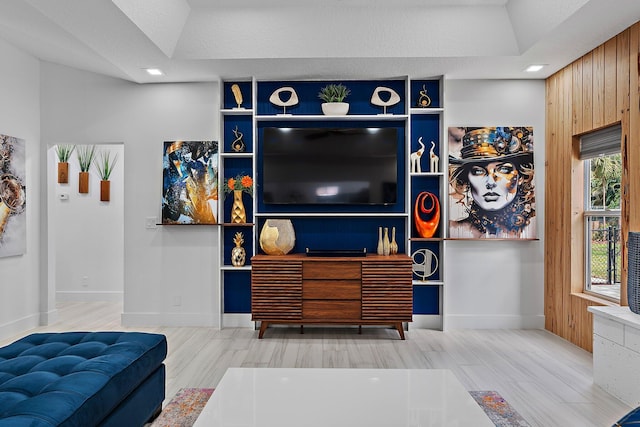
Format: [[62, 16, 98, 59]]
[[37, 63, 543, 331], [0, 38, 43, 340], [444, 79, 545, 329], [41, 63, 220, 327], [49, 143, 124, 302]]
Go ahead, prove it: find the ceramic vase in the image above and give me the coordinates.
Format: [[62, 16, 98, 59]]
[[78, 171, 89, 194], [377, 226, 384, 255], [390, 227, 398, 255], [57, 162, 69, 184], [321, 102, 349, 116], [231, 189, 247, 223], [414, 191, 440, 238], [383, 227, 390, 256], [259, 219, 295, 255]]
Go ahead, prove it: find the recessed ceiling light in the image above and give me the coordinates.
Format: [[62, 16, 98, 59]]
[[525, 64, 545, 73], [145, 68, 164, 76]]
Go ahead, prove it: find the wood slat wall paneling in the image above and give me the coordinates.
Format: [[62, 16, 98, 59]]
[[583, 51, 594, 131], [573, 60, 584, 134], [545, 22, 639, 351], [604, 38, 618, 125], [617, 29, 630, 120], [593, 45, 606, 128], [545, 73, 562, 334]]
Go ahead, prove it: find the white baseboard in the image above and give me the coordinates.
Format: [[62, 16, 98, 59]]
[[121, 311, 219, 328], [223, 313, 253, 328], [410, 315, 443, 330], [39, 308, 58, 326], [0, 312, 40, 343], [57, 291, 124, 302], [444, 314, 545, 329]]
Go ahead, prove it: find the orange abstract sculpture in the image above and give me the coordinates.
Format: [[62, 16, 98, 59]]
[[414, 192, 440, 238]]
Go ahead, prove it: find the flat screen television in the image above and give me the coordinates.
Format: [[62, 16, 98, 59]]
[[262, 127, 398, 205]]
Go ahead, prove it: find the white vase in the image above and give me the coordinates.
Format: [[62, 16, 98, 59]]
[[377, 226, 384, 255], [383, 227, 390, 256], [390, 227, 398, 255], [321, 102, 349, 116]]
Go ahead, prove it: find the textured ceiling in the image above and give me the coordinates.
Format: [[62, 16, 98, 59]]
[[0, 0, 638, 83]]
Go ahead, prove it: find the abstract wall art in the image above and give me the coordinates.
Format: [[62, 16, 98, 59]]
[[0, 134, 26, 257], [162, 140, 219, 225], [448, 126, 536, 239]]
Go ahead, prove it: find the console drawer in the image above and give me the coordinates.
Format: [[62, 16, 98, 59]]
[[303, 261, 361, 279], [303, 280, 361, 299], [303, 300, 361, 320]]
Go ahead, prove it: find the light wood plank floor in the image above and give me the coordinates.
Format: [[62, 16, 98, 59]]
[[1, 301, 632, 427]]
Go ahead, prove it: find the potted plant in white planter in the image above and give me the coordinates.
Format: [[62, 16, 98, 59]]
[[318, 83, 351, 115]]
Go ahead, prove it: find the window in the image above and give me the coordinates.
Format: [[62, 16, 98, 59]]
[[581, 125, 622, 301]]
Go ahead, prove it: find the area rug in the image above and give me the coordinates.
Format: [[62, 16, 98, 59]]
[[150, 388, 214, 427], [469, 390, 531, 427]]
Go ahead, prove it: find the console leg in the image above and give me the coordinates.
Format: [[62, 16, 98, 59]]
[[358, 325, 362, 334], [300, 325, 304, 334], [258, 321, 269, 339], [395, 323, 405, 340]]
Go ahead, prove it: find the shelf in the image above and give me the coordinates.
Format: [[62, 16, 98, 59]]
[[413, 280, 444, 286], [221, 265, 252, 271], [255, 212, 408, 218], [220, 152, 253, 158], [410, 172, 445, 177], [157, 223, 220, 226], [445, 238, 540, 241], [221, 108, 254, 115], [255, 114, 408, 122], [409, 108, 444, 115], [219, 76, 446, 327]]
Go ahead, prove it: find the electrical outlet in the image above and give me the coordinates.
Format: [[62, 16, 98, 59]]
[[145, 217, 158, 229], [81, 276, 89, 287], [172, 296, 182, 306]]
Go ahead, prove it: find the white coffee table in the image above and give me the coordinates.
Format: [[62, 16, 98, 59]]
[[193, 368, 493, 427]]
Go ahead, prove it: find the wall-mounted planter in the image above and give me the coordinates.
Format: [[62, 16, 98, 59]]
[[100, 180, 110, 202], [57, 162, 69, 183], [79, 171, 89, 193]]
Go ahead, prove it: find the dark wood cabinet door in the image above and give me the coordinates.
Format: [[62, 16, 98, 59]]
[[361, 258, 413, 320], [251, 258, 302, 320]]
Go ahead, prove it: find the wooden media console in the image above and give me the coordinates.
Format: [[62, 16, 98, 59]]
[[251, 254, 413, 339]]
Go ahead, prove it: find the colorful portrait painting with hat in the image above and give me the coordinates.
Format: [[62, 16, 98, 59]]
[[448, 126, 536, 239]]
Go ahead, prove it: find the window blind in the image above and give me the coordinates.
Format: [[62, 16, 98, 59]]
[[579, 124, 621, 159]]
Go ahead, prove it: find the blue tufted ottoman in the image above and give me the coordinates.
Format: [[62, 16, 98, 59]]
[[614, 406, 640, 426], [0, 331, 167, 427]]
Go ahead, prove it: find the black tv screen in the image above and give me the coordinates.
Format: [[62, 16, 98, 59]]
[[262, 127, 398, 205]]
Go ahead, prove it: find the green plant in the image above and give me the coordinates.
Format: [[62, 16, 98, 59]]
[[77, 145, 97, 172], [318, 83, 351, 103], [55, 144, 75, 162], [94, 150, 119, 180]]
